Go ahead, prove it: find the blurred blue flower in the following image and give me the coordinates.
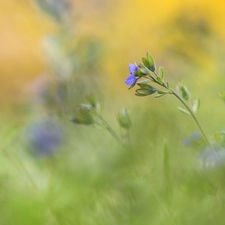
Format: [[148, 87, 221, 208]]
[[182, 131, 201, 146], [198, 145, 225, 169], [125, 64, 138, 85], [26, 118, 64, 156]]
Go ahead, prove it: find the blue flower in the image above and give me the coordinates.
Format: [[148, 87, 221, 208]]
[[26, 118, 64, 156], [198, 146, 225, 169], [129, 64, 138, 75], [125, 75, 137, 86], [182, 131, 201, 146], [125, 64, 138, 86]]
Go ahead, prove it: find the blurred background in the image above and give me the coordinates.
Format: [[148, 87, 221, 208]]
[[2, 0, 225, 108], [2, 0, 225, 224]]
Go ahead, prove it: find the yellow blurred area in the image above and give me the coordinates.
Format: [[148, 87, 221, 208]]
[[0, 0, 54, 108], [1, 0, 225, 109], [103, 0, 225, 84]]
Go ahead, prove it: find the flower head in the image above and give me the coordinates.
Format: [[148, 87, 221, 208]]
[[117, 109, 132, 129], [125, 75, 137, 86], [26, 118, 64, 156], [125, 63, 138, 86], [129, 63, 138, 75], [182, 131, 201, 146], [198, 146, 225, 169]]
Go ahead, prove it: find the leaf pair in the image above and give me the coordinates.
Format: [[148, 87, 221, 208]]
[[142, 52, 155, 72], [135, 83, 157, 96], [178, 97, 200, 115]]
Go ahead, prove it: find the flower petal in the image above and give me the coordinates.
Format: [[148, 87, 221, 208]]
[[129, 64, 138, 75], [125, 75, 137, 85]]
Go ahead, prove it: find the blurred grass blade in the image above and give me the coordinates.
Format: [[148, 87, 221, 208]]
[[163, 140, 170, 183]]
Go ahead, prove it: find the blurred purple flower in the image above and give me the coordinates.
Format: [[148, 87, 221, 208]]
[[25, 73, 52, 105], [125, 64, 138, 86], [26, 118, 64, 156], [198, 145, 225, 169], [182, 131, 201, 146], [129, 64, 138, 75], [125, 75, 137, 86]]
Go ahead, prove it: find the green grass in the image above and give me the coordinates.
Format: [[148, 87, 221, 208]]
[[0, 96, 225, 225]]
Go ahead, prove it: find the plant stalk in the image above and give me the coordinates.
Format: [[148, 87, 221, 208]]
[[170, 89, 211, 147], [96, 114, 124, 146]]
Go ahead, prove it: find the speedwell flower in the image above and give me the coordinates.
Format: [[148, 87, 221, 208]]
[[26, 117, 64, 156], [129, 64, 138, 75], [125, 63, 138, 85]]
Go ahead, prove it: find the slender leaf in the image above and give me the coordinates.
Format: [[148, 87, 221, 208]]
[[158, 66, 165, 81], [192, 97, 200, 113], [177, 107, 190, 115], [146, 52, 156, 72], [142, 57, 151, 70]]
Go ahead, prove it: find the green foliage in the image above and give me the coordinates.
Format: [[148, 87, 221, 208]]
[[177, 107, 190, 115], [135, 84, 157, 96], [178, 81, 191, 101], [3, 2, 225, 223], [2, 110, 225, 225], [34, 0, 72, 23], [117, 109, 132, 129], [71, 106, 94, 125], [215, 130, 225, 146], [142, 57, 151, 70], [158, 66, 165, 82], [146, 52, 156, 72], [192, 97, 201, 113], [219, 91, 225, 103]]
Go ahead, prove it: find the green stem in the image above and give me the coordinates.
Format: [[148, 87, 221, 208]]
[[167, 87, 219, 161], [95, 114, 124, 146], [170, 89, 212, 148], [147, 71, 219, 158], [150, 72, 213, 149]]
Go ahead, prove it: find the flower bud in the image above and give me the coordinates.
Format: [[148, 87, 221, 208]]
[[178, 81, 191, 100], [71, 107, 94, 125], [117, 109, 132, 129]]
